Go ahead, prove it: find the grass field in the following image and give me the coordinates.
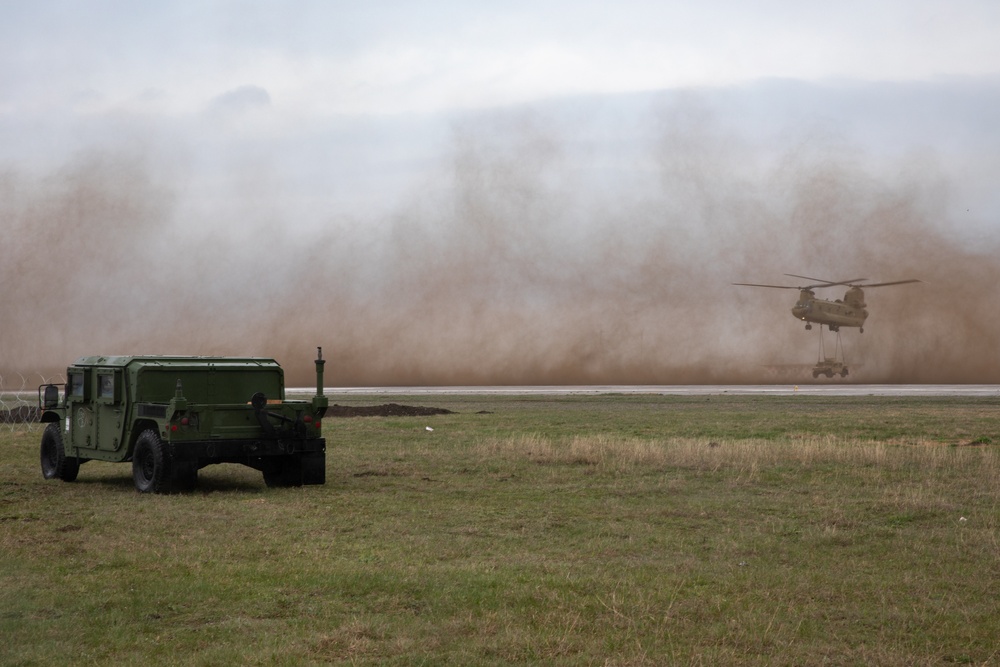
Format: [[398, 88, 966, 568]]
[[3, 393, 1000, 666]]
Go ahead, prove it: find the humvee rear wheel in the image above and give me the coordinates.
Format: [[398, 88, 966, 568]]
[[132, 429, 175, 493], [40, 423, 80, 482], [302, 451, 326, 485], [263, 455, 304, 488], [172, 461, 199, 491]]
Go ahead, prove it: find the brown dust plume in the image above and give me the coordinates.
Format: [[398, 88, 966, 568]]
[[2, 106, 997, 386]]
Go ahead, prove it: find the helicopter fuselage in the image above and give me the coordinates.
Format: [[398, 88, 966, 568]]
[[792, 288, 868, 332], [733, 276, 919, 334]]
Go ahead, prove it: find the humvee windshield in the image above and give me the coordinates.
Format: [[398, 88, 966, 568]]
[[69, 372, 85, 398]]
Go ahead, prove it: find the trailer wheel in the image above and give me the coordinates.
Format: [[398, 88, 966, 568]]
[[132, 429, 175, 493], [40, 423, 79, 482]]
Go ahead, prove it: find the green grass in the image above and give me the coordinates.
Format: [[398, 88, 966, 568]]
[[3, 394, 1000, 665]]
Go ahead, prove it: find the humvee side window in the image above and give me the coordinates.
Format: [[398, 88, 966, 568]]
[[69, 372, 85, 397], [99, 374, 115, 399]]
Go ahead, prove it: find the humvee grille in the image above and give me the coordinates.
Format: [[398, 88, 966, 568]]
[[138, 404, 168, 418]]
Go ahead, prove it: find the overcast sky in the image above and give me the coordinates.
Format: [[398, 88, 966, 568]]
[[4, 0, 999, 217], [3, 0, 999, 118]]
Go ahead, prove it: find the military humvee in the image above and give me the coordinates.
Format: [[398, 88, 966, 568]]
[[37, 348, 328, 493], [812, 358, 849, 379]]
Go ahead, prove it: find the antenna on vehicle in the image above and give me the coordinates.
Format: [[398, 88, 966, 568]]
[[315, 347, 325, 398]]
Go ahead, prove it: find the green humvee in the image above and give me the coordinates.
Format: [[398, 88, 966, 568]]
[[37, 349, 328, 493]]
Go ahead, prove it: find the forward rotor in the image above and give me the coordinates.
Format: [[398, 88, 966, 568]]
[[784, 274, 921, 289], [733, 274, 919, 291], [733, 275, 868, 291]]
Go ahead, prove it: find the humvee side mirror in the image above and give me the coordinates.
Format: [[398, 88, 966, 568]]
[[40, 384, 60, 409]]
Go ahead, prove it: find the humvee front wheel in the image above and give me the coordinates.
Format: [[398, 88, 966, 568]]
[[132, 429, 175, 493], [41, 423, 80, 482]]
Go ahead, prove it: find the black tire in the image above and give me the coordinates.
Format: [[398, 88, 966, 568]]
[[263, 455, 303, 488], [172, 460, 199, 491], [132, 429, 175, 493], [40, 423, 80, 482]]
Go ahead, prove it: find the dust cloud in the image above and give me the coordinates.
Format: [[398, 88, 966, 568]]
[[2, 98, 998, 386]]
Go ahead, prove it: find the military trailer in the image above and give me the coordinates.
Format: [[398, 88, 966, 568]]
[[37, 348, 328, 493]]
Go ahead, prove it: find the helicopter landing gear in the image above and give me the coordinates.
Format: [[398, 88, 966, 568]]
[[805, 324, 812, 330], [860, 327, 864, 333]]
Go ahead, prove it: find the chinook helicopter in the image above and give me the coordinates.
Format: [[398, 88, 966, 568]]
[[734, 274, 920, 332]]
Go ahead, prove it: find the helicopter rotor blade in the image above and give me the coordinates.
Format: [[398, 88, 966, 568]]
[[784, 273, 834, 283], [733, 282, 803, 289], [854, 279, 922, 288], [735, 275, 919, 291], [784, 274, 869, 288]]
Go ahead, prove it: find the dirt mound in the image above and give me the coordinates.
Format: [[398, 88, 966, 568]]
[[327, 403, 454, 418]]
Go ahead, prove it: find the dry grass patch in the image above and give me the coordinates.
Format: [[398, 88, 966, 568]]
[[474, 432, 999, 474]]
